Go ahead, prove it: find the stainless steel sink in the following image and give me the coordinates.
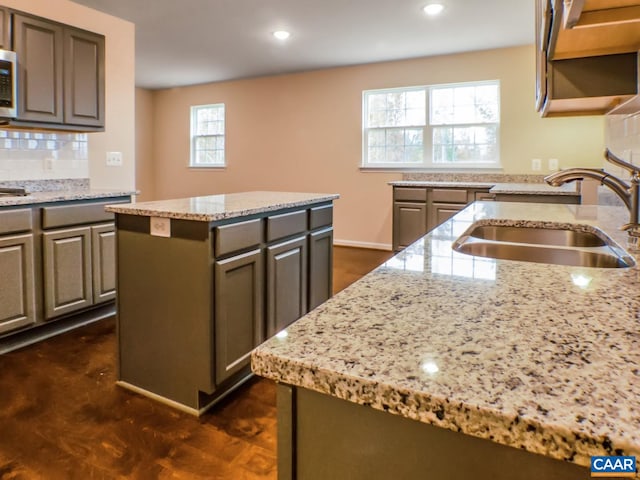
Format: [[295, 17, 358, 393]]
[[452, 222, 635, 269], [466, 224, 606, 248]]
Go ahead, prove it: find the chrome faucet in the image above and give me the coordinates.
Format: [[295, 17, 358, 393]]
[[545, 149, 640, 247]]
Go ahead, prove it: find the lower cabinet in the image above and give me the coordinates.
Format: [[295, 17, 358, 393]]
[[43, 226, 93, 319], [0, 234, 36, 334], [214, 249, 264, 385], [91, 224, 117, 304], [393, 202, 428, 251], [430, 203, 466, 230], [266, 236, 307, 337], [308, 227, 333, 311]]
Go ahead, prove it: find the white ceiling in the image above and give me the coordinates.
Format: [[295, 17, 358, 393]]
[[69, 0, 534, 90]]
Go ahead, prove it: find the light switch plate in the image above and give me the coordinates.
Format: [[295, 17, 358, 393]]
[[548, 158, 559, 170], [106, 151, 123, 167], [531, 158, 541, 171]]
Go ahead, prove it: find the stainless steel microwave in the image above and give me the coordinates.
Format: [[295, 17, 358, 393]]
[[0, 49, 17, 118]]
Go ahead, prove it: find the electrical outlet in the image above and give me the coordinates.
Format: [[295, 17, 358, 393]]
[[106, 151, 123, 167], [531, 158, 541, 171], [43, 157, 54, 170], [548, 158, 559, 170]]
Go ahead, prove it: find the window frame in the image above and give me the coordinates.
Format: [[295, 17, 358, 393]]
[[189, 103, 226, 168], [361, 80, 501, 171]]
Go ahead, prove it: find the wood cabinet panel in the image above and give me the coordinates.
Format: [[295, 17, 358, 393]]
[[214, 249, 264, 385], [267, 236, 307, 337], [429, 203, 466, 231], [393, 202, 428, 251], [13, 14, 64, 123], [0, 234, 35, 334], [91, 224, 116, 304], [63, 27, 105, 126], [0, 8, 10, 50], [43, 227, 92, 319], [309, 227, 333, 311]]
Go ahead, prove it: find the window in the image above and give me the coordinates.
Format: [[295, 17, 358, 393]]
[[190, 103, 225, 167], [362, 81, 500, 169]]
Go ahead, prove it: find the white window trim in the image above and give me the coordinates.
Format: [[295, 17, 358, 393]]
[[190, 103, 226, 168], [361, 81, 501, 171]]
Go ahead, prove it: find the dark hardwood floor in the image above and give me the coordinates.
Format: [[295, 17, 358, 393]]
[[0, 246, 393, 480]]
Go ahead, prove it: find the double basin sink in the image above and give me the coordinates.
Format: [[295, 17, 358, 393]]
[[452, 222, 635, 269]]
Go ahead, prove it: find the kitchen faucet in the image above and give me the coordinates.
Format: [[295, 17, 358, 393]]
[[544, 149, 640, 248]]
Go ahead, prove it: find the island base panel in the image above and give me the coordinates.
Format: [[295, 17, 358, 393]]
[[277, 385, 588, 480]]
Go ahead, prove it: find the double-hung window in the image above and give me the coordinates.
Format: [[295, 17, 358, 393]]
[[362, 81, 500, 169], [190, 103, 225, 167]]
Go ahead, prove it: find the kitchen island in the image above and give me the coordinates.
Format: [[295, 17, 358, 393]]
[[252, 201, 640, 479], [106, 191, 338, 415]]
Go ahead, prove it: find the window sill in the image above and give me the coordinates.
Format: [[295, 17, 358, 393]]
[[188, 165, 227, 170]]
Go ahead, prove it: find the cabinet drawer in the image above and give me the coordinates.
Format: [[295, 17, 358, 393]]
[[309, 204, 333, 230], [215, 218, 263, 257], [41, 200, 127, 229], [475, 191, 495, 201], [431, 188, 468, 203], [267, 210, 307, 242], [0, 208, 32, 235], [394, 187, 427, 202]]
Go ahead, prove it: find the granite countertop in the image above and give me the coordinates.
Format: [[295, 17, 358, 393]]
[[0, 188, 137, 207], [252, 201, 640, 470], [105, 191, 340, 222], [389, 180, 580, 197]]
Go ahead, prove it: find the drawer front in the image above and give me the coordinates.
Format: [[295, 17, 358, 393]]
[[309, 204, 333, 230], [394, 187, 427, 202], [215, 218, 263, 257], [431, 188, 468, 204], [474, 191, 495, 201], [0, 208, 32, 235], [267, 210, 307, 242], [42, 200, 128, 229]]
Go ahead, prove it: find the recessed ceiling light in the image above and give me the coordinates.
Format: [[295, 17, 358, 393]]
[[423, 3, 444, 16], [273, 30, 291, 40]]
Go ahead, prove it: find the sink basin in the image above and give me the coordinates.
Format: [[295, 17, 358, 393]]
[[452, 222, 635, 269], [467, 224, 605, 247]]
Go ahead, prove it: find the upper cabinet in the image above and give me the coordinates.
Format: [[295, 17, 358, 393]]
[[7, 9, 105, 131], [0, 7, 9, 49], [536, 0, 640, 116]]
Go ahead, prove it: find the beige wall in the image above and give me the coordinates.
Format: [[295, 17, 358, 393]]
[[135, 88, 155, 201], [3, 0, 136, 190], [143, 45, 605, 249]]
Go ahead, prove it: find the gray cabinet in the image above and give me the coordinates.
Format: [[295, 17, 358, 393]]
[[63, 27, 105, 127], [43, 226, 92, 319], [214, 249, 264, 385], [267, 236, 307, 337], [392, 186, 492, 251], [0, 8, 10, 49], [13, 13, 64, 124], [91, 223, 116, 304], [308, 227, 333, 311], [0, 233, 36, 334], [11, 10, 105, 130]]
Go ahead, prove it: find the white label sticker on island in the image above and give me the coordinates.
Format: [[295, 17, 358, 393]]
[[150, 216, 171, 237]]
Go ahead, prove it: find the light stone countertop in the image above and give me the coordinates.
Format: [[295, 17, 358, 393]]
[[105, 191, 340, 222], [252, 201, 640, 470], [0, 188, 137, 207], [389, 180, 496, 189]]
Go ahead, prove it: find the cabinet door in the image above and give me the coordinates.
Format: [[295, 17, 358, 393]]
[[0, 234, 36, 335], [308, 227, 333, 311], [91, 223, 116, 304], [13, 14, 64, 123], [0, 8, 10, 50], [429, 203, 466, 231], [43, 227, 92, 319], [214, 249, 263, 385], [393, 202, 427, 251], [267, 236, 307, 338], [64, 27, 105, 127]]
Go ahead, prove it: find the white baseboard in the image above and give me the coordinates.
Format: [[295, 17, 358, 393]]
[[333, 239, 392, 251]]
